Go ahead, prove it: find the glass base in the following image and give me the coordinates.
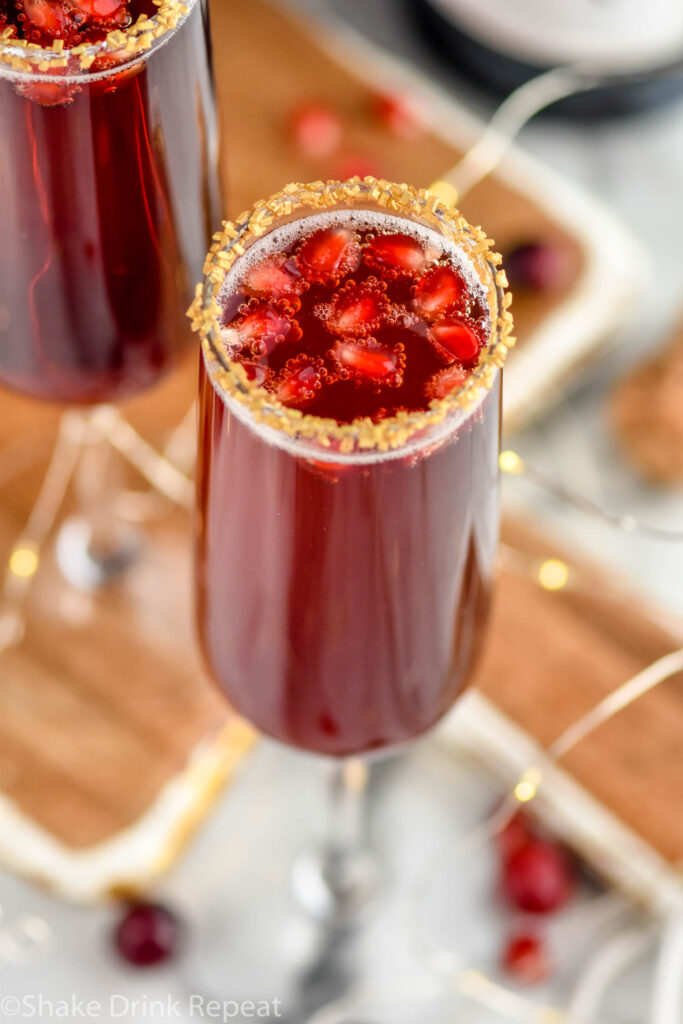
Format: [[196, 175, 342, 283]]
[[291, 844, 380, 923], [172, 735, 520, 1022], [55, 514, 143, 589], [170, 730, 615, 1023]]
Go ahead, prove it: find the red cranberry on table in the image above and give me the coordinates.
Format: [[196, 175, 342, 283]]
[[371, 91, 424, 139], [287, 102, 342, 159], [114, 901, 180, 967], [502, 837, 576, 914], [496, 810, 534, 861], [502, 931, 551, 984], [505, 240, 571, 293]]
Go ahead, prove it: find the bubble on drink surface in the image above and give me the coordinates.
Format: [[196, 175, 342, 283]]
[[218, 208, 490, 331], [321, 278, 390, 337], [210, 208, 496, 465]]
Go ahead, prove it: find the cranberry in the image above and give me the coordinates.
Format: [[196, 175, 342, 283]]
[[288, 102, 342, 159], [113, 901, 180, 967], [502, 931, 550, 984], [505, 240, 571, 293], [372, 91, 423, 139], [502, 838, 575, 914], [497, 810, 534, 861]]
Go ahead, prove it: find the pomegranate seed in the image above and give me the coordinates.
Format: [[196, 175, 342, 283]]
[[330, 155, 381, 182], [114, 901, 180, 967], [372, 91, 423, 139], [273, 355, 325, 407], [331, 338, 402, 385], [413, 265, 467, 319], [288, 101, 342, 159], [240, 362, 268, 386], [429, 317, 482, 366], [234, 302, 299, 354], [70, 0, 129, 23], [502, 932, 551, 984], [502, 838, 575, 914], [365, 233, 427, 277], [497, 811, 535, 861], [506, 240, 571, 293], [297, 226, 361, 284], [20, 0, 71, 38], [243, 254, 304, 301], [424, 364, 468, 401], [15, 77, 79, 106], [323, 280, 388, 336]]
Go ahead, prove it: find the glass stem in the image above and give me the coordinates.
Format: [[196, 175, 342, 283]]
[[292, 758, 378, 924], [55, 405, 142, 589]]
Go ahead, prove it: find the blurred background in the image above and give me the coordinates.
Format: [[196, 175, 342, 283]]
[[280, 0, 683, 609], [1, 1, 682, 1022]]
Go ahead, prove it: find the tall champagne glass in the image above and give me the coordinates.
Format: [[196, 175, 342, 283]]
[[0, 0, 220, 586], [188, 178, 513, 1008]]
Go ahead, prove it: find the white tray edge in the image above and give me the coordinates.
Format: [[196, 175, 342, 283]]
[[440, 690, 683, 916]]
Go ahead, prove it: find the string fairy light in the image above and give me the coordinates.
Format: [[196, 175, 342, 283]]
[[537, 558, 570, 591], [8, 543, 40, 580], [499, 449, 683, 542], [431, 55, 683, 203], [499, 449, 525, 475], [4, 50, 681, 652], [0, 406, 193, 654], [400, 647, 683, 1024], [1, 51, 681, 1020]]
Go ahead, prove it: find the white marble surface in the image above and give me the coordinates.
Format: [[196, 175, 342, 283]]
[[1, 5, 682, 1023], [0, 739, 662, 1024]]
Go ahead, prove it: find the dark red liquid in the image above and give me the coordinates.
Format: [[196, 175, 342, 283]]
[[0, 0, 220, 403], [197, 216, 500, 757]]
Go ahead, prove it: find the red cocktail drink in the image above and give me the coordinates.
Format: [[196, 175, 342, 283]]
[[0, 0, 219, 403], [193, 181, 513, 758]]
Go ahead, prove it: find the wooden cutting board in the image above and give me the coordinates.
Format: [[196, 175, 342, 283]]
[[0, 0, 677, 901], [479, 521, 683, 868]]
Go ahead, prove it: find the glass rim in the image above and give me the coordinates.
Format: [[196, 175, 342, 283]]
[[189, 177, 515, 455], [0, 0, 194, 77]]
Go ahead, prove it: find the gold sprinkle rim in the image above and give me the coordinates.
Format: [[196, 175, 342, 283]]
[[0, 0, 191, 74], [189, 177, 515, 454]]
